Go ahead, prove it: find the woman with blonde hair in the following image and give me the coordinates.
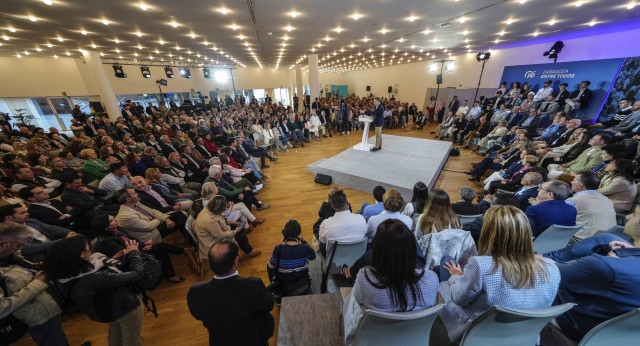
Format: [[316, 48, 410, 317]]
[[145, 167, 194, 202], [414, 189, 475, 270], [192, 195, 260, 260], [432, 205, 560, 344], [538, 127, 586, 164]]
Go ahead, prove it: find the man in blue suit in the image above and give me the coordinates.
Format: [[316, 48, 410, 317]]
[[365, 97, 385, 151], [525, 180, 576, 237], [513, 172, 543, 210]]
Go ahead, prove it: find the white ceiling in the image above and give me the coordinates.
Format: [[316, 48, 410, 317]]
[[0, 0, 638, 72]]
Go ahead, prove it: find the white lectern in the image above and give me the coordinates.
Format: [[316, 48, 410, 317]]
[[353, 116, 374, 151]]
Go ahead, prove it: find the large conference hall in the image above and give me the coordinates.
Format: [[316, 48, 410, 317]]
[[0, 0, 639, 345]]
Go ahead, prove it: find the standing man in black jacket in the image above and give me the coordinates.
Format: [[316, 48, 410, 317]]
[[188, 237, 274, 345], [364, 97, 385, 151]]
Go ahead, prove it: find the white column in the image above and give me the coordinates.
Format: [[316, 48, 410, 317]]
[[295, 65, 303, 112], [81, 50, 121, 121], [308, 54, 319, 106]]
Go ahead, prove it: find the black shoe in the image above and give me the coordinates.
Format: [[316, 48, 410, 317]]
[[464, 171, 474, 175], [262, 165, 270, 168], [371, 147, 380, 152], [463, 146, 470, 149], [322, 135, 328, 137], [271, 158, 278, 162], [329, 134, 333, 137], [430, 131, 435, 134], [468, 176, 478, 181]]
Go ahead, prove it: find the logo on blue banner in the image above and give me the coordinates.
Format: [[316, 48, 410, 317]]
[[500, 58, 624, 121]]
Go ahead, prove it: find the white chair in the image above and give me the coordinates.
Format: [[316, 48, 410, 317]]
[[320, 239, 367, 293], [458, 214, 483, 226], [579, 308, 640, 346], [252, 132, 275, 156], [533, 224, 584, 254], [459, 303, 576, 346], [354, 305, 444, 346]]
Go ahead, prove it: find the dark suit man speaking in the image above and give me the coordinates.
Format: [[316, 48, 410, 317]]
[[187, 237, 274, 345], [365, 97, 384, 151]]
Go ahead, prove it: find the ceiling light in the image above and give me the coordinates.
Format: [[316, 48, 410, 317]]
[[57, 36, 63, 42], [229, 24, 239, 30], [494, 39, 500, 43], [16, 54, 21, 58], [549, 19, 556, 25], [519, 0, 527, 3], [499, 31, 505, 36], [428, 63, 438, 72], [101, 18, 109, 25], [155, 49, 159, 54], [2, 35, 8, 41], [288, 11, 301, 18], [588, 20, 597, 26], [351, 13, 362, 20], [398, 38, 405, 42], [8, 28, 16, 33], [81, 29, 87, 35], [170, 21, 178, 28], [284, 25, 294, 31], [137, 45, 142, 49], [53, 55, 58, 59], [164, 66, 174, 78], [362, 37, 370, 42], [29, 16, 38, 22], [179, 68, 191, 78], [459, 17, 468, 23], [42, 0, 53, 5], [575, 1, 584, 6], [462, 30, 468, 35], [91, 43, 96, 48], [136, 32, 143, 37], [66, 51, 70, 56], [533, 31, 539, 36], [139, 3, 148, 10], [627, 2, 636, 9], [159, 39, 164, 45], [140, 66, 151, 78], [380, 29, 389, 34], [218, 7, 230, 14], [506, 19, 513, 25], [114, 39, 120, 43], [238, 35, 246, 40], [423, 29, 430, 35], [324, 36, 332, 41], [408, 16, 418, 22], [112, 63, 126, 78], [115, 48, 120, 53], [36, 47, 42, 51], [334, 27, 343, 33], [203, 41, 209, 45]]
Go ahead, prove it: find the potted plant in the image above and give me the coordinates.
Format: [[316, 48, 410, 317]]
[[12, 109, 35, 128]]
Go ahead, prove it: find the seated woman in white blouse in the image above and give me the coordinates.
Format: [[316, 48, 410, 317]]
[[261, 122, 286, 154], [343, 219, 439, 346], [430, 205, 561, 345]]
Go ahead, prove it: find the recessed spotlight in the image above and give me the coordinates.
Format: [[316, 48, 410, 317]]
[[53, 55, 58, 59], [101, 18, 109, 25], [519, 0, 527, 3], [8, 28, 16, 33], [549, 19, 556, 25], [136, 32, 143, 37], [42, 0, 53, 5], [506, 19, 513, 25], [66, 51, 70, 56], [351, 13, 362, 20], [284, 25, 294, 32], [170, 21, 178, 28], [137, 45, 142, 49], [532, 31, 539, 36], [462, 30, 469, 35], [459, 17, 468, 23], [36, 47, 42, 52], [139, 3, 148, 11], [499, 31, 505, 36], [155, 49, 159, 54], [380, 28, 389, 34], [423, 29, 430, 35], [408, 16, 418, 22], [159, 39, 165, 45], [398, 38, 405, 42], [288, 11, 301, 18], [219, 8, 230, 14], [114, 39, 120, 43], [91, 43, 96, 48], [229, 24, 239, 30], [57, 36, 63, 42], [627, 2, 636, 9], [29, 16, 38, 22], [588, 20, 597, 26], [81, 29, 87, 35], [2, 35, 8, 41], [16, 54, 21, 58], [190, 33, 196, 39], [575, 1, 584, 6], [362, 37, 370, 42]]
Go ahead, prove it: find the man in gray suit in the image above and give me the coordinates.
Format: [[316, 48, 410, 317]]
[[537, 95, 560, 123]]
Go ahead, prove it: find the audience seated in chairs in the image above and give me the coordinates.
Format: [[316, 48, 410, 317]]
[[431, 205, 561, 345], [566, 171, 617, 243], [413, 189, 476, 270], [343, 219, 439, 346], [366, 189, 413, 243], [401, 181, 429, 229], [451, 186, 482, 215], [543, 205, 640, 341], [356, 185, 386, 221], [318, 189, 366, 257], [526, 180, 577, 237], [266, 219, 316, 299], [597, 158, 637, 213]]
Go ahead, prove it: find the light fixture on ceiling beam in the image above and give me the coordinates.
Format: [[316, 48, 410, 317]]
[[164, 66, 174, 78], [113, 63, 126, 78], [140, 66, 151, 78]]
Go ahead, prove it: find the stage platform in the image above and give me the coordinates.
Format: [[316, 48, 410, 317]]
[[307, 134, 452, 200]]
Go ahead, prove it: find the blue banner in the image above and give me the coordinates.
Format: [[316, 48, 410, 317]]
[[500, 58, 624, 121]]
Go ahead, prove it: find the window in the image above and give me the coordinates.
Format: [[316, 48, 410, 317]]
[[253, 89, 265, 104], [274, 88, 290, 106]]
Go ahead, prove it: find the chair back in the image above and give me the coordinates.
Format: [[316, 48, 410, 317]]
[[533, 224, 584, 254], [605, 225, 632, 243], [460, 303, 576, 346], [354, 305, 444, 346], [324, 238, 367, 275], [579, 308, 640, 346], [252, 132, 263, 141], [458, 214, 483, 226]]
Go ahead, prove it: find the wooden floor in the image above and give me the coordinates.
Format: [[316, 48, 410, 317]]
[[17, 122, 479, 346]]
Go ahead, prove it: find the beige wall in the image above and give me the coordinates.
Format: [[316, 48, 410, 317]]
[[319, 26, 640, 108], [0, 56, 297, 98]]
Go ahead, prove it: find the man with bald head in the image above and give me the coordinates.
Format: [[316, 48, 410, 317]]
[[187, 237, 274, 345]]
